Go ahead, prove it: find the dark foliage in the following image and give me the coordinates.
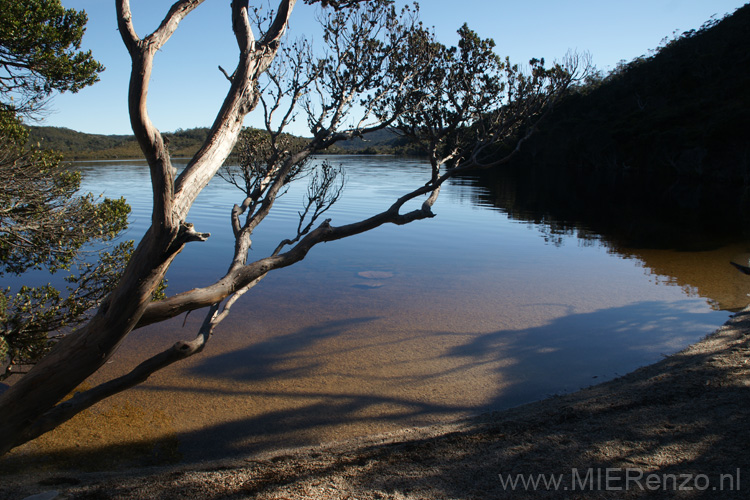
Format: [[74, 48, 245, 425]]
[[508, 4, 750, 186], [0, 110, 131, 380], [474, 4, 750, 249]]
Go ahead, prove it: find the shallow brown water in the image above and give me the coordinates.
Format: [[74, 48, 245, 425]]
[[5, 158, 748, 467], [15, 245, 742, 467]]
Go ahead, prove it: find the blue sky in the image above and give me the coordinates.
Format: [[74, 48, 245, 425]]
[[40, 0, 747, 136]]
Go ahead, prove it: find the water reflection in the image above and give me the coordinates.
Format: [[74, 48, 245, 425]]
[[468, 165, 750, 311], [469, 162, 750, 250]]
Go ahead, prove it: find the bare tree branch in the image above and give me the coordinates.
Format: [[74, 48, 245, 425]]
[[0, 0, 300, 455], [115, 0, 207, 231], [151, 1, 206, 48], [173, 1, 297, 219]]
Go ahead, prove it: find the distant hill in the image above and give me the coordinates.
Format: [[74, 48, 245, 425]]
[[324, 128, 420, 155], [28, 127, 211, 160], [27, 125, 418, 160]]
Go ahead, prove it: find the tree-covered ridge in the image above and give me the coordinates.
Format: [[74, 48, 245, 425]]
[[510, 3, 750, 184], [470, 3, 750, 252], [28, 126, 211, 160], [323, 128, 418, 154], [27, 125, 416, 159], [29, 125, 329, 159]]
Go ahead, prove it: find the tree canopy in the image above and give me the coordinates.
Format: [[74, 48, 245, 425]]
[[0, 115, 129, 276], [0, 2, 128, 380], [0, 0, 104, 117]]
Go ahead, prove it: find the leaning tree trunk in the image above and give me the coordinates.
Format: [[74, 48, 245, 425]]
[[0, 0, 295, 456]]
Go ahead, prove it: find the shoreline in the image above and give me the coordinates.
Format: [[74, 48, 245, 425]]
[[3, 307, 749, 499]]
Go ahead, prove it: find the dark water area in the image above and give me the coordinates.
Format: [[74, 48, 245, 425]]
[[7, 156, 750, 465], [465, 160, 750, 313], [470, 161, 750, 253]]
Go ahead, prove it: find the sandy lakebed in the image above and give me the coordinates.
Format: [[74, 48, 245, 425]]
[[2, 307, 750, 499]]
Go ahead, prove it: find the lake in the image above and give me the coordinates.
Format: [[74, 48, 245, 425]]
[[10, 156, 750, 464]]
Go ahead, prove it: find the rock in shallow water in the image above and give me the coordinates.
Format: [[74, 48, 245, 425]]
[[357, 270, 394, 279]]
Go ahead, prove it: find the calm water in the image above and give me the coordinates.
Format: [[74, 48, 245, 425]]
[[15, 156, 750, 462]]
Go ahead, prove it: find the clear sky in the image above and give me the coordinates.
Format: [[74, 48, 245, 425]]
[[39, 0, 747, 136]]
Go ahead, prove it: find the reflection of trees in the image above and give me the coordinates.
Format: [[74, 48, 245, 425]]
[[471, 165, 749, 250], [460, 165, 750, 311], [622, 246, 750, 312]]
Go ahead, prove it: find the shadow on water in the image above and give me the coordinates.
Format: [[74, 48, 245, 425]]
[[3, 300, 726, 470], [187, 316, 382, 382], [227, 316, 750, 500], [444, 300, 719, 410], [169, 301, 728, 464]]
